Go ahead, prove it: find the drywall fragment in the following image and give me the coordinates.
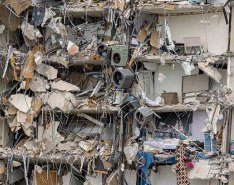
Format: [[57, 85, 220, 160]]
[[57, 142, 74, 151], [36, 63, 58, 80], [41, 8, 56, 27], [124, 143, 138, 164], [67, 41, 79, 56], [79, 141, 94, 152], [21, 21, 42, 41], [5, 106, 18, 116], [0, 6, 20, 31], [48, 17, 67, 40], [198, 62, 222, 83], [48, 55, 68, 68], [34, 51, 43, 65], [16, 111, 28, 123], [3, 0, 31, 15], [9, 94, 32, 113], [18, 81, 26, 91], [51, 80, 80, 92], [29, 75, 47, 92], [22, 124, 33, 136], [31, 97, 43, 116], [42, 121, 64, 152], [47, 92, 77, 112], [8, 116, 21, 132]]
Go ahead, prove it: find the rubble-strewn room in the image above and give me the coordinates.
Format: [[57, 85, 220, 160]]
[[0, 0, 234, 184]]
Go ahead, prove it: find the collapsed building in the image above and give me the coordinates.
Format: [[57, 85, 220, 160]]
[[1, 0, 234, 184]]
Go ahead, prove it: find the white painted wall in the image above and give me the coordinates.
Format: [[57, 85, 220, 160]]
[[154, 64, 227, 103], [155, 64, 199, 102], [166, 12, 228, 55], [192, 111, 208, 141], [136, 12, 228, 55]]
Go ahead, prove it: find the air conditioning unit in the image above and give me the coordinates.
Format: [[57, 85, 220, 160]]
[[112, 68, 134, 89], [135, 107, 154, 125], [111, 45, 128, 66], [97, 42, 111, 60]]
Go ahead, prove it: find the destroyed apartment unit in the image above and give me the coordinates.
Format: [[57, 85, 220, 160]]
[[1, 0, 234, 184]]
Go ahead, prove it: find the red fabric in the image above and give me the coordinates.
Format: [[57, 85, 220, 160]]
[[185, 162, 194, 169]]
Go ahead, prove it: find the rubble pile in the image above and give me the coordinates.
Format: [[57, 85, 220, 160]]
[[0, 0, 233, 184]]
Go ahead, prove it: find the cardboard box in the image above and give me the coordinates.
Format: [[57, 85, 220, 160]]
[[161, 93, 178, 105], [33, 170, 57, 185]]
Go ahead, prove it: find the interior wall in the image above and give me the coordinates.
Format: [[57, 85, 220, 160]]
[[154, 64, 227, 103], [192, 111, 208, 142], [154, 64, 198, 102], [165, 12, 228, 55]]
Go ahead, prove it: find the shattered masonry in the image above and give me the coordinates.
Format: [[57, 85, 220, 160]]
[[0, 0, 234, 184]]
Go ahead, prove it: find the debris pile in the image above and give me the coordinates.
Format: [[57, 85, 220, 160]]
[[0, 0, 233, 184]]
